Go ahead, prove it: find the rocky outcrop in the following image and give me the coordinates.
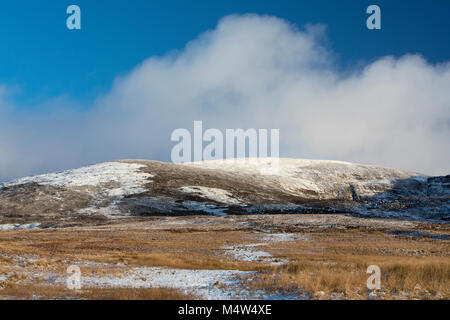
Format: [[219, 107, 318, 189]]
[[427, 175, 450, 197]]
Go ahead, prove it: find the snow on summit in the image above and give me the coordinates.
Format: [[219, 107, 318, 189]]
[[185, 158, 425, 199]]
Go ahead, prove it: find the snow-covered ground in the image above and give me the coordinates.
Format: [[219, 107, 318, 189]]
[[263, 233, 310, 243], [179, 186, 242, 205], [223, 233, 310, 265], [223, 245, 276, 263], [73, 267, 253, 300]]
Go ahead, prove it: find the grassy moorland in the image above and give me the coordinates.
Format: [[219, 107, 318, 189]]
[[0, 214, 448, 299]]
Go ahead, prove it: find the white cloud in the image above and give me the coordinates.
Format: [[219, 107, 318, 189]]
[[0, 14, 449, 180]]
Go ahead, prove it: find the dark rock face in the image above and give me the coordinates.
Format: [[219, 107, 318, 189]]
[[352, 175, 450, 222], [427, 175, 450, 197]]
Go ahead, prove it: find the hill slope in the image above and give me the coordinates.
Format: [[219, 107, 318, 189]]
[[0, 159, 449, 228]]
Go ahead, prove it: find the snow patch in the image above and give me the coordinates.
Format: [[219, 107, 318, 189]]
[[222, 233, 308, 264], [263, 233, 310, 243], [78, 202, 129, 219], [223, 245, 275, 263], [180, 186, 242, 205], [0, 223, 41, 230]]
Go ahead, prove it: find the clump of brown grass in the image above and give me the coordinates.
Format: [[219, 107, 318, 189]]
[[242, 259, 449, 299], [80, 287, 196, 300], [0, 283, 78, 299], [380, 260, 449, 297], [0, 283, 195, 300]]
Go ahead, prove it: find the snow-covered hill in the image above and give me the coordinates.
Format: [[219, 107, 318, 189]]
[[0, 158, 448, 227]]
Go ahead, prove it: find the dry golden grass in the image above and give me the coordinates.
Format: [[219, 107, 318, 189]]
[[81, 287, 196, 300], [0, 283, 194, 300], [0, 223, 267, 271], [242, 257, 449, 299], [0, 215, 448, 300]]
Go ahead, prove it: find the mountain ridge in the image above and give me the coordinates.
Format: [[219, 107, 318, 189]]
[[0, 158, 448, 228]]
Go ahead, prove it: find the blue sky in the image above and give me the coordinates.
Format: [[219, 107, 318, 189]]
[[0, 1, 449, 179], [1, 0, 449, 106]]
